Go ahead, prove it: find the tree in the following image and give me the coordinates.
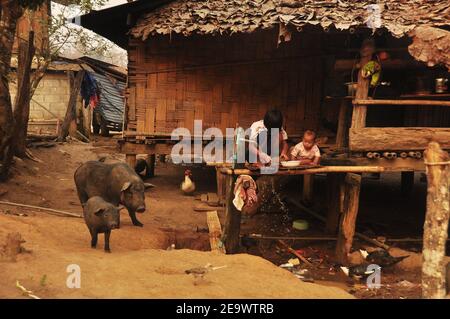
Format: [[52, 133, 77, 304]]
[[1, 0, 114, 181], [0, 0, 45, 181]]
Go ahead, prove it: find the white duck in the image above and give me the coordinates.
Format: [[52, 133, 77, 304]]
[[181, 169, 195, 195]]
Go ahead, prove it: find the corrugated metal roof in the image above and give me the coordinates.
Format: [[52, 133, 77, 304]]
[[92, 73, 126, 124]]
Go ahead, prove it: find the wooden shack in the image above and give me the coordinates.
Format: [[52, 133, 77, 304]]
[[81, 0, 450, 174], [79, 0, 450, 257]]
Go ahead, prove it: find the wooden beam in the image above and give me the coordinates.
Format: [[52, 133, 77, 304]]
[[145, 154, 156, 177], [206, 210, 226, 254], [336, 173, 362, 264], [222, 175, 241, 254], [334, 58, 424, 72], [216, 167, 226, 204], [350, 127, 450, 151], [118, 141, 173, 155], [325, 173, 345, 235], [335, 99, 349, 148], [351, 39, 375, 129], [422, 142, 449, 299], [353, 99, 450, 107], [278, 240, 313, 266], [220, 166, 385, 176], [58, 70, 85, 141], [347, 157, 425, 171]]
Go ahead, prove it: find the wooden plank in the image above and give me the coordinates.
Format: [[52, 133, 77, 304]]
[[353, 99, 450, 107], [336, 173, 362, 264], [206, 210, 226, 254], [350, 127, 450, 151]]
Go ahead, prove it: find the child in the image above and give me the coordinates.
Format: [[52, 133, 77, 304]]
[[290, 130, 321, 165], [248, 109, 290, 165]]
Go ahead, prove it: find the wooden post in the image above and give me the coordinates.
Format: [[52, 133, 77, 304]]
[[336, 173, 362, 264], [58, 70, 85, 141], [125, 154, 136, 169], [145, 154, 156, 177], [216, 167, 226, 204], [401, 171, 415, 195], [206, 210, 226, 254], [222, 174, 241, 253], [422, 142, 449, 299], [351, 39, 375, 129], [325, 173, 345, 234], [336, 99, 348, 149], [302, 174, 314, 204]]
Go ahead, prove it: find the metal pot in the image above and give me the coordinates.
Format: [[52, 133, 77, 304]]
[[435, 78, 448, 93]]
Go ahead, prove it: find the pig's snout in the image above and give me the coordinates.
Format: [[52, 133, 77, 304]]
[[109, 222, 119, 229], [136, 206, 146, 213]]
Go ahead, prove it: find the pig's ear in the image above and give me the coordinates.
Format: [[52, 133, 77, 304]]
[[121, 182, 131, 192], [144, 183, 155, 189], [94, 208, 105, 216]]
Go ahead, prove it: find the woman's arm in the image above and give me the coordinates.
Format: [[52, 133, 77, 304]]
[[280, 140, 289, 160]]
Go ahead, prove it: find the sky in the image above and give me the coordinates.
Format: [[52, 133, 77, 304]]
[[101, 0, 127, 9], [51, 0, 129, 66]]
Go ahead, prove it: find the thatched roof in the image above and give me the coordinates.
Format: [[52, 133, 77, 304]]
[[130, 0, 450, 40]]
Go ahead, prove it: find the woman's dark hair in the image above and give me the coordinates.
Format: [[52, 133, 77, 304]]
[[263, 109, 283, 129]]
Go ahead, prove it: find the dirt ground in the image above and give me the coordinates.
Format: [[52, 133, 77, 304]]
[[0, 137, 352, 299], [0, 136, 448, 299]]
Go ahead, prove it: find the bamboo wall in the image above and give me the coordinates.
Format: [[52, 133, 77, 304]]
[[126, 29, 325, 139]]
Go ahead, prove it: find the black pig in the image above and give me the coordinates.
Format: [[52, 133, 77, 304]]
[[74, 161, 154, 227], [83, 196, 120, 253]]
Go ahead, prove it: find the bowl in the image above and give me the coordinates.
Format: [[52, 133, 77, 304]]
[[280, 160, 301, 168], [293, 219, 309, 231]]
